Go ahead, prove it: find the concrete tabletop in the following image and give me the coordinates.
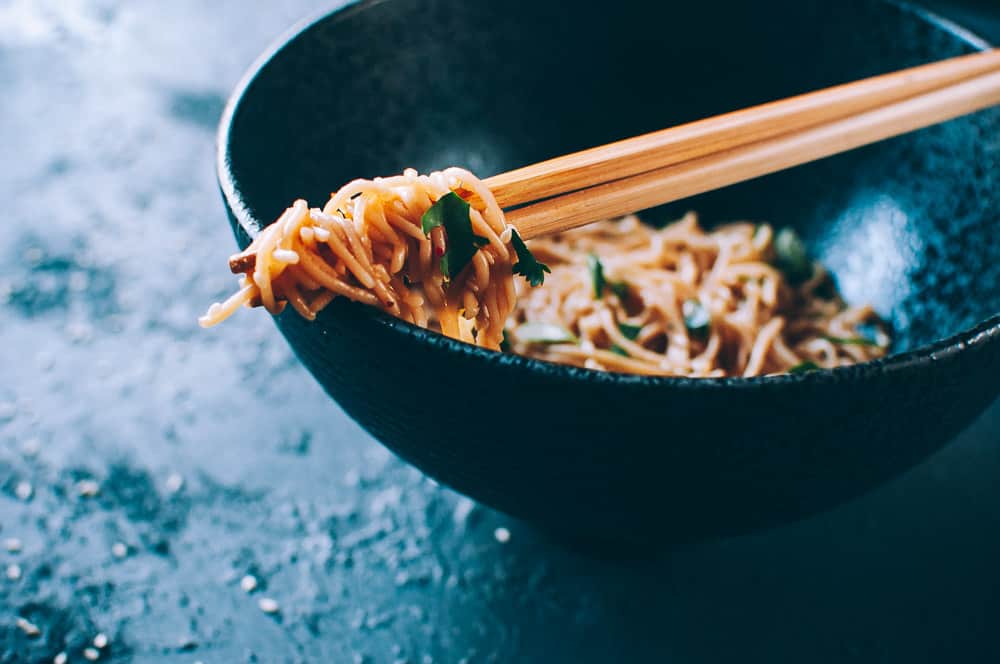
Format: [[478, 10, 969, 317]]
[[1, 1, 997, 662]]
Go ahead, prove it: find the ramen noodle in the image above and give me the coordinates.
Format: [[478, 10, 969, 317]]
[[508, 213, 889, 376], [200, 168, 515, 349], [201, 168, 889, 376]]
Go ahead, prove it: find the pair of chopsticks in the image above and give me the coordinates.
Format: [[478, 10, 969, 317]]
[[492, 48, 1000, 240]]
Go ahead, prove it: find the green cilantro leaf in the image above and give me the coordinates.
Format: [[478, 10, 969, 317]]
[[585, 254, 629, 300], [609, 280, 630, 301], [510, 229, 551, 287], [789, 361, 821, 374], [420, 192, 489, 279], [772, 227, 814, 285], [618, 322, 642, 340], [500, 328, 512, 353], [610, 345, 630, 357], [587, 253, 606, 299]]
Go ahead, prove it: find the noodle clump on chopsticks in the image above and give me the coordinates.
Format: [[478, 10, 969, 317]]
[[200, 167, 522, 350]]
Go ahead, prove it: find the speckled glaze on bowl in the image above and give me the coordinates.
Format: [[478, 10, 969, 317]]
[[217, 0, 999, 542]]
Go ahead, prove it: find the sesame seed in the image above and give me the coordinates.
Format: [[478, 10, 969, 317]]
[[94, 632, 109, 648], [15, 617, 40, 637], [7, 563, 22, 580], [77, 480, 101, 497], [240, 574, 257, 592], [493, 527, 511, 543], [343, 469, 360, 487], [66, 322, 93, 343], [21, 438, 41, 457], [257, 597, 279, 614], [83, 646, 100, 660], [111, 542, 128, 558], [15, 481, 33, 501], [54, 652, 68, 664], [165, 473, 184, 494], [5, 538, 23, 553]]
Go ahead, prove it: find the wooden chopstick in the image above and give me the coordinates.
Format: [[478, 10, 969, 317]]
[[485, 49, 1000, 209], [509, 67, 1000, 240], [232, 51, 999, 273]]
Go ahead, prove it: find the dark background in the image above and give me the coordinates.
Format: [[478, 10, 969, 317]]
[[1, 1, 997, 662]]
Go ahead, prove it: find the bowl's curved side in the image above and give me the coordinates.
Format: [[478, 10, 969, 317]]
[[268, 295, 999, 541]]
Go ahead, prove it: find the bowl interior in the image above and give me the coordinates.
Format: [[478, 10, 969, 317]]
[[226, 0, 998, 357]]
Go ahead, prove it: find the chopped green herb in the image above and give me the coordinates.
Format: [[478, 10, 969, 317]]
[[509, 228, 551, 287], [515, 321, 577, 344], [584, 253, 629, 300], [789, 361, 821, 374], [773, 227, 813, 285], [420, 192, 489, 279], [618, 322, 642, 340], [823, 335, 883, 347], [587, 253, 606, 299], [610, 345, 630, 357], [500, 328, 512, 353], [682, 299, 711, 337]]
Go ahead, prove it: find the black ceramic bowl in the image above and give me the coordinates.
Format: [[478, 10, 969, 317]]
[[218, 0, 999, 542]]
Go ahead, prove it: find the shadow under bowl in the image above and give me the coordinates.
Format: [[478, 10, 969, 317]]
[[218, 0, 1000, 543]]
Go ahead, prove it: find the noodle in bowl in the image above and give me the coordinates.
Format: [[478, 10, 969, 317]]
[[511, 214, 888, 377]]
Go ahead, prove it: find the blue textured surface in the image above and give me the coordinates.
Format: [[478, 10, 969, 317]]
[[1, 1, 998, 663]]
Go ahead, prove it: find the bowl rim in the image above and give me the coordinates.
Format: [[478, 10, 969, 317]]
[[216, 0, 1000, 390]]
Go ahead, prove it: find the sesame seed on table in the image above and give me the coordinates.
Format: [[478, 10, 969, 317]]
[[0, 1, 998, 663]]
